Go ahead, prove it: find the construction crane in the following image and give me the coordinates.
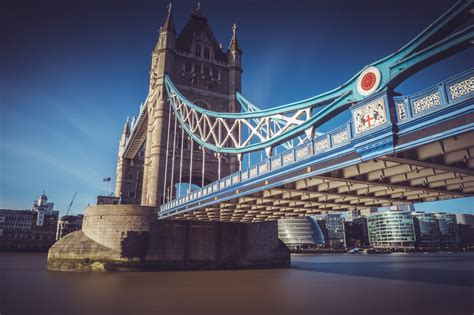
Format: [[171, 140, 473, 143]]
[[65, 192, 77, 216]]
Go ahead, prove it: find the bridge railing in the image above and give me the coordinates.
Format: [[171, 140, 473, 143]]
[[394, 68, 473, 123], [160, 69, 473, 214]]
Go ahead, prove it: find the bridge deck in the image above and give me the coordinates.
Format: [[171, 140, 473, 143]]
[[159, 70, 474, 222]]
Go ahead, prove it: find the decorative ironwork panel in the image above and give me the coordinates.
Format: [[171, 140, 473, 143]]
[[271, 157, 282, 169], [232, 174, 240, 184], [295, 145, 311, 160], [412, 91, 441, 114], [314, 138, 330, 152], [332, 129, 349, 146], [353, 97, 387, 134], [241, 171, 248, 181], [258, 163, 268, 174], [283, 153, 294, 165], [225, 177, 232, 187], [250, 167, 258, 178], [449, 76, 474, 100], [397, 102, 408, 120]]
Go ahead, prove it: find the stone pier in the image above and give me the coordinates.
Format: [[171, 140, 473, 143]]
[[47, 205, 290, 271]]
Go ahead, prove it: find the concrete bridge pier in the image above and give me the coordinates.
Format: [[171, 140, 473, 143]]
[[47, 205, 290, 271]]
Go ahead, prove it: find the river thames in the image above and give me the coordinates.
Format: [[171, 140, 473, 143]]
[[1, 252, 473, 315]]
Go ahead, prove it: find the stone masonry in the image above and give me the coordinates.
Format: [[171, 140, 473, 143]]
[[47, 205, 290, 271]]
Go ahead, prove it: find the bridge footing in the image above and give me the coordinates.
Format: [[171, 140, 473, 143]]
[[47, 205, 290, 271]]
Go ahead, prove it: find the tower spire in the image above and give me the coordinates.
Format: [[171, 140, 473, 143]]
[[229, 22, 241, 52], [162, 2, 176, 33], [192, 2, 205, 18], [123, 117, 130, 135]]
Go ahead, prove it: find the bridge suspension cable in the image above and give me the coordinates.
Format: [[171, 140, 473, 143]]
[[162, 0, 472, 156]]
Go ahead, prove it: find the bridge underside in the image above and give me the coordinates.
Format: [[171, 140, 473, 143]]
[[169, 130, 474, 222]]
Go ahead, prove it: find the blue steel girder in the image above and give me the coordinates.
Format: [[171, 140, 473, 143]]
[[164, 0, 473, 154], [160, 68, 474, 217]]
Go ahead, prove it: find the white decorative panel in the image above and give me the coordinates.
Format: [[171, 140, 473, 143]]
[[258, 163, 268, 173], [332, 129, 349, 146], [241, 171, 248, 181], [449, 76, 474, 100], [271, 157, 282, 169], [250, 167, 258, 177], [232, 174, 240, 184], [296, 146, 310, 160], [314, 138, 329, 152], [397, 102, 407, 120], [283, 153, 294, 165], [353, 97, 387, 134], [412, 92, 441, 114]]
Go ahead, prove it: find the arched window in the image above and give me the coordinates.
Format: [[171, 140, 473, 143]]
[[195, 45, 201, 57], [204, 47, 210, 59]]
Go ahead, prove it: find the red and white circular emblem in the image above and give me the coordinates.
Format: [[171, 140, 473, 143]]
[[357, 66, 381, 96]]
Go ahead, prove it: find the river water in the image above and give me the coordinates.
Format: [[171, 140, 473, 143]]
[[0, 252, 473, 315]]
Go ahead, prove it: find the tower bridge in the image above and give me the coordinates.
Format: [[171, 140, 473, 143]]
[[160, 69, 474, 222], [48, 1, 474, 271]]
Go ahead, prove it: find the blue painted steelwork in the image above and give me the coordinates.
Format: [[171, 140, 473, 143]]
[[163, 0, 473, 154], [160, 69, 474, 216]]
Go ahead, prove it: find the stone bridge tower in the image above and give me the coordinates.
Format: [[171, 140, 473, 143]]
[[115, 4, 242, 206]]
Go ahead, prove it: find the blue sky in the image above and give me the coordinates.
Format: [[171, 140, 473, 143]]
[[0, 0, 473, 215]]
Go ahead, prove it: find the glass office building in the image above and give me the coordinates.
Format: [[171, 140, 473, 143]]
[[434, 213, 459, 248], [278, 217, 325, 250], [367, 210, 416, 248], [412, 212, 440, 249]]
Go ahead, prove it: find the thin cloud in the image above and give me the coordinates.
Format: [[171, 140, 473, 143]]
[[1, 141, 104, 191]]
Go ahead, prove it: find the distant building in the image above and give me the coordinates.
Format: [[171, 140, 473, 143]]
[[455, 213, 474, 226], [412, 212, 440, 249], [56, 214, 84, 240], [0, 192, 59, 251], [325, 213, 346, 248], [367, 210, 416, 249], [346, 210, 362, 222], [344, 216, 370, 248], [456, 213, 474, 249], [278, 218, 325, 250], [434, 213, 459, 248], [458, 224, 474, 249]]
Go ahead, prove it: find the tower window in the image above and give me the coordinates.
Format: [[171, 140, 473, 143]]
[[195, 45, 201, 57], [204, 47, 210, 59], [184, 63, 192, 73]]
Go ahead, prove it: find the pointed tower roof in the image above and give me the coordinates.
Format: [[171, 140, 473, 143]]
[[162, 2, 176, 33], [123, 117, 130, 135], [229, 23, 241, 52], [175, 3, 227, 62]]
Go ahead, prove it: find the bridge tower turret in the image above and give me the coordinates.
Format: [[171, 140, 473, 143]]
[[227, 23, 243, 171], [116, 3, 243, 207], [114, 118, 130, 198], [141, 3, 177, 206]]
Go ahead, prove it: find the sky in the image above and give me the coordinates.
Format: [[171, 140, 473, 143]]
[[0, 0, 473, 215]]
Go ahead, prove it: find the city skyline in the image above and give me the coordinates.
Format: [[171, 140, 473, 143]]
[[1, 0, 473, 214]]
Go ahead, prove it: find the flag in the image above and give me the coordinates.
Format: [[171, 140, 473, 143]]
[[103, 177, 111, 182]]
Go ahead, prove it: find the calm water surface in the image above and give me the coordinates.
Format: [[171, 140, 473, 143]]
[[1, 252, 473, 315]]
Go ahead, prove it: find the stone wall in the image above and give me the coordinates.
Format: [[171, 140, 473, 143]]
[[47, 205, 290, 271], [82, 205, 154, 251]]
